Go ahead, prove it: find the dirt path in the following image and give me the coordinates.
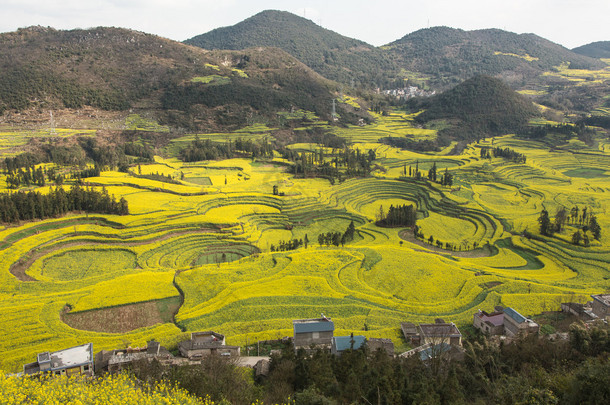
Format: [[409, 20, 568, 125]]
[[397, 229, 493, 259]]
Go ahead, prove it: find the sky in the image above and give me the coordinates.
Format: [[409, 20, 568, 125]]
[[1, 0, 608, 49]]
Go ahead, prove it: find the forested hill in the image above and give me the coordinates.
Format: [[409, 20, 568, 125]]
[[185, 10, 399, 88], [386, 26, 606, 88], [410, 75, 539, 139], [0, 26, 368, 130], [572, 41, 610, 59]]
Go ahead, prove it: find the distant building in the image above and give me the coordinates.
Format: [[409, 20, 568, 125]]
[[331, 335, 366, 356], [418, 322, 462, 347], [590, 294, 610, 321], [473, 309, 505, 335], [503, 307, 539, 337], [24, 343, 94, 376], [178, 331, 240, 359], [401, 320, 462, 347], [401, 322, 420, 346], [367, 338, 395, 356], [293, 316, 334, 350], [97, 340, 175, 373]]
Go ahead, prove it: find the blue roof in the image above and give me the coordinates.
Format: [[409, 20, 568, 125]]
[[419, 343, 452, 361], [333, 335, 366, 352], [293, 319, 334, 334], [504, 307, 527, 324]]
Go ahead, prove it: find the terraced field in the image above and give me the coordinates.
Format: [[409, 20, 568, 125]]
[[0, 114, 609, 373]]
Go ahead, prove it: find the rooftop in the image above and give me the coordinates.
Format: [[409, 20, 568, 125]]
[[333, 335, 366, 352], [592, 294, 610, 306], [50, 343, 92, 369], [476, 310, 504, 326], [419, 323, 461, 337], [504, 307, 527, 324], [293, 317, 334, 334]]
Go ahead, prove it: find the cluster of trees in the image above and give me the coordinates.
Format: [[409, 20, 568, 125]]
[[5, 166, 47, 189], [480, 146, 526, 163], [380, 136, 442, 152], [318, 221, 357, 247], [130, 322, 610, 404], [0, 185, 128, 223], [180, 136, 274, 162], [403, 161, 454, 186], [376, 204, 417, 227], [539, 207, 602, 244], [524, 122, 597, 145], [270, 236, 307, 252], [123, 142, 154, 161], [287, 147, 376, 181]]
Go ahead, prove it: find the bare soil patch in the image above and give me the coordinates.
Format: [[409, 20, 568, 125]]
[[62, 296, 181, 333]]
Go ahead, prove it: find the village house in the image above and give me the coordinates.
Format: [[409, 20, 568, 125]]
[[293, 315, 334, 350], [367, 338, 395, 356], [23, 343, 94, 376], [402, 319, 462, 347], [96, 340, 179, 373], [331, 335, 366, 356], [503, 307, 539, 337], [473, 308, 505, 335], [178, 331, 241, 359], [590, 294, 610, 321]]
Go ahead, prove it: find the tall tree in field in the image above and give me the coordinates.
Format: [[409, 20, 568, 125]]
[[554, 207, 568, 232], [589, 214, 602, 240], [539, 209, 553, 236]]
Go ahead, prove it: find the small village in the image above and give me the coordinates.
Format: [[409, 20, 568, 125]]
[[19, 293, 609, 379]]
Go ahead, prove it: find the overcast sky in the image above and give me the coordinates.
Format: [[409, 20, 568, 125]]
[[1, 0, 608, 49]]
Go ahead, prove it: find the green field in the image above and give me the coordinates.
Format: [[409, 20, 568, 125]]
[[0, 111, 608, 373]]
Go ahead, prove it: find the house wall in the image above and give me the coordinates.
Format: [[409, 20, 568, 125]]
[[591, 300, 609, 319], [473, 314, 504, 335], [503, 316, 521, 337], [294, 331, 333, 347]]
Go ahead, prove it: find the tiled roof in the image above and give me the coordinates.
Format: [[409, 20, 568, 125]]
[[504, 307, 527, 324]]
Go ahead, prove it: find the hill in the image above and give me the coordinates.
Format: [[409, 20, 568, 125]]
[[0, 26, 368, 130], [185, 10, 398, 88], [409, 75, 539, 140], [573, 41, 610, 59], [386, 27, 605, 88]]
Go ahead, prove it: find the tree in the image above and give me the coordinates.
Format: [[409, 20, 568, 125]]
[[571, 230, 582, 245], [554, 207, 568, 233], [538, 209, 553, 237], [589, 214, 602, 240]]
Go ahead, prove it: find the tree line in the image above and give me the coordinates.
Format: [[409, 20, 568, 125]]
[[538, 206, 602, 245], [480, 146, 526, 163], [0, 185, 128, 223], [402, 161, 454, 186], [179, 136, 273, 162], [376, 204, 417, 227]]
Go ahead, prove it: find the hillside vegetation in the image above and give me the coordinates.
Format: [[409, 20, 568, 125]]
[[573, 41, 610, 59], [185, 10, 398, 88], [0, 26, 370, 130], [387, 26, 605, 88], [409, 75, 539, 140]]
